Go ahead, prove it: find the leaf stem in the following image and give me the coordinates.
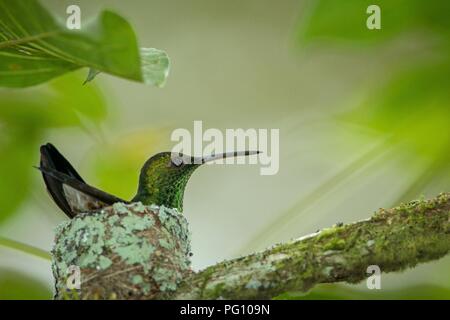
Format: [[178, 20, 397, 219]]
[[0, 31, 58, 50], [0, 236, 51, 261]]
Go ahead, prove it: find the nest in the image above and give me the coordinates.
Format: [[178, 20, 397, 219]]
[[52, 202, 192, 299]]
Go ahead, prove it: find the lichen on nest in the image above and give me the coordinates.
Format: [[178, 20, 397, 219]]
[[52, 202, 192, 299]]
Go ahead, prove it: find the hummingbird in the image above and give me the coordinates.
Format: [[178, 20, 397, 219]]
[[37, 143, 259, 218]]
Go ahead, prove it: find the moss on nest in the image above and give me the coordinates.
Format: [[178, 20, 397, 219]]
[[52, 202, 192, 299]]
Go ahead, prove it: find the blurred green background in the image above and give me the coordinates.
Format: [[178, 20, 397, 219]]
[[0, 0, 449, 299]]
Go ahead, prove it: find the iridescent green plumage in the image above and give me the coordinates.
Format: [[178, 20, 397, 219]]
[[132, 151, 260, 212], [132, 152, 201, 212]]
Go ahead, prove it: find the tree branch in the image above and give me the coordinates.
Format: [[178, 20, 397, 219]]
[[173, 192, 450, 299], [52, 193, 449, 299]]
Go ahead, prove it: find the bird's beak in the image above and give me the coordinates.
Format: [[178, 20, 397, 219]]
[[199, 150, 261, 164]]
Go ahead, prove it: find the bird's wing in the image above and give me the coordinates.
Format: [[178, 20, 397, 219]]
[[39, 143, 128, 218]]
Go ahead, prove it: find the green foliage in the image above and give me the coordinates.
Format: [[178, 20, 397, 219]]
[[346, 62, 450, 159], [0, 72, 107, 223], [0, 268, 52, 299], [300, 0, 450, 163], [299, 0, 449, 44], [299, 0, 450, 203], [0, 0, 169, 87]]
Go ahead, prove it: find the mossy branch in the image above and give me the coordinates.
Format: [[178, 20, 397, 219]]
[[52, 193, 449, 299], [173, 192, 450, 299]]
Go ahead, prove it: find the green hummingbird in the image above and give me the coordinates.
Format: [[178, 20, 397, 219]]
[[37, 143, 259, 218]]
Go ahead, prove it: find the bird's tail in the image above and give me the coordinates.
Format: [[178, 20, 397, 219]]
[[38, 143, 127, 218], [39, 143, 86, 218]]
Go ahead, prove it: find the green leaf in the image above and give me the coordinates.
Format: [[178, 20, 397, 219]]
[[0, 72, 108, 223], [0, 130, 39, 224], [345, 61, 450, 157], [0, 0, 170, 87], [83, 48, 170, 86], [0, 268, 52, 299], [0, 72, 107, 127], [299, 0, 450, 45], [139, 48, 170, 86], [83, 68, 101, 85]]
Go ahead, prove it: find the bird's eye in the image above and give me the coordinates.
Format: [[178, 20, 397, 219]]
[[171, 157, 183, 167]]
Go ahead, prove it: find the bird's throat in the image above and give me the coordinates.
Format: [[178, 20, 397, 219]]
[[132, 187, 185, 212]]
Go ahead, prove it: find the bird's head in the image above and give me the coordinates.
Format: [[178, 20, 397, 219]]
[[133, 151, 259, 212]]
